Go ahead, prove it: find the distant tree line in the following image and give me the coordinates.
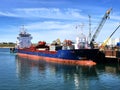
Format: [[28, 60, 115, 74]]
[[0, 42, 15, 47], [0, 42, 15, 44]]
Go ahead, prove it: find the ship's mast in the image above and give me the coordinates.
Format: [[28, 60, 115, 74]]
[[20, 25, 26, 34], [88, 15, 92, 43]]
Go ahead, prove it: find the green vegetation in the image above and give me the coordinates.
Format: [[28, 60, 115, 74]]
[[0, 42, 15, 47]]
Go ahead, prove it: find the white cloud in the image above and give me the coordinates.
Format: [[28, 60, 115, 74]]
[[0, 7, 120, 43], [0, 11, 18, 17], [111, 14, 120, 21], [23, 21, 79, 43], [0, 8, 87, 20], [25, 21, 75, 30]]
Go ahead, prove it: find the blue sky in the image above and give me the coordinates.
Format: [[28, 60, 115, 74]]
[[0, 0, 120, 43]]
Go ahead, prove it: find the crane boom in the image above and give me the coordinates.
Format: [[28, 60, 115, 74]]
[[100, 24, 120, 49], [90, 8, 112, 48]]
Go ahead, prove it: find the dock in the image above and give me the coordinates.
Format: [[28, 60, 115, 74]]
[[103, 50, 120, 63]]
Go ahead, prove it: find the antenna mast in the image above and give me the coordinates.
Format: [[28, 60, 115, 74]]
[[88, 15, 91, 43]]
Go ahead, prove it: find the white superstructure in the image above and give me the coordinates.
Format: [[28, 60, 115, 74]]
[[16, 27, 32, 49], [75, 33, 90, 49]]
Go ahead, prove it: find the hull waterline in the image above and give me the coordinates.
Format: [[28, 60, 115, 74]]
[[17, 52, 96, 66]]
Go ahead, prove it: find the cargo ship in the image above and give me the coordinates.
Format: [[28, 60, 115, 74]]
[[14, 27, 105, 66]]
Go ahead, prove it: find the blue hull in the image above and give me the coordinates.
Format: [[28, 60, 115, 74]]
[[16, 49, 105, 63]]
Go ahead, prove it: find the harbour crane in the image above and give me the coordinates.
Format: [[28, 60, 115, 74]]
[[90, 8, 112, 48], [100, 24, 120, 50]]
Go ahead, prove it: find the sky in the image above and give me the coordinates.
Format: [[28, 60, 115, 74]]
[[0, 0, 120, 43]]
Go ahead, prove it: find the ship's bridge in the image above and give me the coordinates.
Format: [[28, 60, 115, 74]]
[[19, 31, 31, 37], [75, 33, 89, 49], [16, 26, 33, 49]]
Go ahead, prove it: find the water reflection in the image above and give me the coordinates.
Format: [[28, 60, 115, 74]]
[[15, 56, 120, 90], [96, 63, 120, 75]]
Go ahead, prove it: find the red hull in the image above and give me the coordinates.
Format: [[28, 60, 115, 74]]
[[17, 53, 96, 66]]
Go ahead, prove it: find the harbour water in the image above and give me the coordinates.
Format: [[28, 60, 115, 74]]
[[0, 48, 120, 90]]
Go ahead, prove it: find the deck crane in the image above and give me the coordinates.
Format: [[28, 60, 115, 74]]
[[100, 24, 120, 50], [90, 8, 112, 48]]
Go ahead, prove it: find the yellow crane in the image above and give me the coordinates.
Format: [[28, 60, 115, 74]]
[[100, 24, 120, 50]]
